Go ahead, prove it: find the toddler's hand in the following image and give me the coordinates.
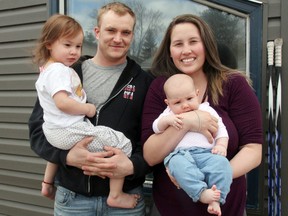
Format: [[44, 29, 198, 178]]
[[86, 103, 96, 117]]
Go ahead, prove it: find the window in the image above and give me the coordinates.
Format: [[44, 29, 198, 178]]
[[66, 0, 247, 71]]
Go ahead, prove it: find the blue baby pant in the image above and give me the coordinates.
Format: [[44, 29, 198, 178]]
[[164, 147, 232, 204]]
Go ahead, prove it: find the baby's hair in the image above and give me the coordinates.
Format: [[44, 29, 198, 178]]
[[164, 73, 195, 96], [33, 14, 83, 66]]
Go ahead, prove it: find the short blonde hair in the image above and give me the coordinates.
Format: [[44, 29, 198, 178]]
[[97, 2, 136, 29]]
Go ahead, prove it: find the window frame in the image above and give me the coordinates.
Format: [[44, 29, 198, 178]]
[[201, 1, 264, 214], [208, 0, 263, 98]]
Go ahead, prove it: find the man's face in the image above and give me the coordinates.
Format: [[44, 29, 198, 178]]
[[94, 10, 134, 65]]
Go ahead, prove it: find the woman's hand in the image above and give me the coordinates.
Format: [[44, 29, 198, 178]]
[[181, 110, 218, 143]]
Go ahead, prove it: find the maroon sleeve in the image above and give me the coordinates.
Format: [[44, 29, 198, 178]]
[[225, 74, 263, 146], [141, 76, 167, 144]]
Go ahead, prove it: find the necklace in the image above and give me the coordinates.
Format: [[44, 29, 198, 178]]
[[201, 88, 208, 103]]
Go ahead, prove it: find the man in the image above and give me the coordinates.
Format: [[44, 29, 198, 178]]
[[29, 2, 153, 215]]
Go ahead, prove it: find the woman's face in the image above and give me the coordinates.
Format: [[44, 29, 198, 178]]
[[169, 23, 205, 76]]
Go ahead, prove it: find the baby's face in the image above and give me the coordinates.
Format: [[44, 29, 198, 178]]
[[166, 85, 200, 114]]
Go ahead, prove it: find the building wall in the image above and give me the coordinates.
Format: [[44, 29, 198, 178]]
[[0, 0, 53, 215], [0, 0, 287, 215]]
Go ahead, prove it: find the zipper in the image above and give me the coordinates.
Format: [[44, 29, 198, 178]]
[[88, 176, 91, 194], [87, 77, 133, 194], [95, 77, 133, 125]]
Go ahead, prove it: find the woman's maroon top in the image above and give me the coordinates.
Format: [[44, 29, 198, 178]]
[[141, 74, 263, 216]]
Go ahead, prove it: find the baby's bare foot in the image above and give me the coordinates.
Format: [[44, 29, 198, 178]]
[[107, 192, 140, 209], [208, 201, 221, 216], [199, 185, 220, 204]]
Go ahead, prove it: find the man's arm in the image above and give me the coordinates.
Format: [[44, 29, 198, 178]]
[[82, 140, 151, 180], [30, 98, 131, 177]]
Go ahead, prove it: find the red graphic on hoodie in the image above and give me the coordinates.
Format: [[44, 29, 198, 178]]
[[123, 85, 135, 100]]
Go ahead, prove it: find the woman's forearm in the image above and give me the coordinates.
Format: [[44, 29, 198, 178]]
[[143, 126, 187, 166], [230, 143, 262, 179], [143, 110, 218, 166]]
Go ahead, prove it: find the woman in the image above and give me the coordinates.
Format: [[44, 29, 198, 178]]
[[141, 14, 262, 216]]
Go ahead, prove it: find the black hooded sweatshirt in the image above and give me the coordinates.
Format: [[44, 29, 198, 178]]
[[28, 56, 154, 196]]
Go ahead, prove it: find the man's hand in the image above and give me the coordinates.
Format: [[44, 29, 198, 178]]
[[82, 146, 133, 179], [66, 137, 114, 177], [66, 136, 93, 169]]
